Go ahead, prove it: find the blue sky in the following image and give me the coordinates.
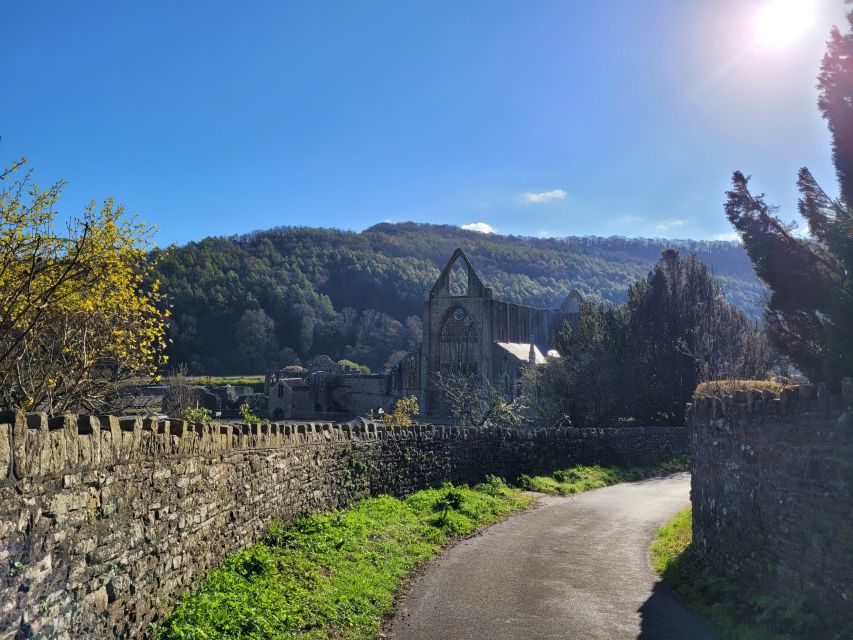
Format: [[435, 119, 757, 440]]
[[1, 0, 847, 245]]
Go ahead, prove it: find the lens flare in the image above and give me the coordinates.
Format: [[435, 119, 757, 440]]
[[754, 0, 816, 48]]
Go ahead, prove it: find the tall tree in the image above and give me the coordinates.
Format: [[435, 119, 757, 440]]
[[528, 250, 771, 427], [235, 308, 279, 373], [724, 6, 853, 385], [626, 250, 768, 423]]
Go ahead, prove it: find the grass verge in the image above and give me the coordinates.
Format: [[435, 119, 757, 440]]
[[153, 477, 530, 639], [517, 455, 689, 495], [651, 507, 850, 640]]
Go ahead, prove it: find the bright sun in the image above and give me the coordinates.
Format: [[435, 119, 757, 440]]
[[754, 0, 816, 49]]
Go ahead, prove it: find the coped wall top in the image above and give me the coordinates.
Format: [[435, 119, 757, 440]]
[[688, 378, 853, 420], [0, 413, 451, 484], [0, 411, 655, 485]]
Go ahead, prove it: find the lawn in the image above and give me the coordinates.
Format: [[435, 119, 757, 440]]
[[186, 376, 266, 393]]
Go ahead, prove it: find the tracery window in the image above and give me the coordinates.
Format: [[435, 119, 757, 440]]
[[438, 306, 478, 376]]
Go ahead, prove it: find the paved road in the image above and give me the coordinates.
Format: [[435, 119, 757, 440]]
[[387, 473, 721, 640]]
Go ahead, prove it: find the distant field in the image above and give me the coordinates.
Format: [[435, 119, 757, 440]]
[[186, 376, 265, 392]]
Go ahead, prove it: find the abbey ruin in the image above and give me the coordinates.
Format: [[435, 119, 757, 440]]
[[266, 248, 583, 419]]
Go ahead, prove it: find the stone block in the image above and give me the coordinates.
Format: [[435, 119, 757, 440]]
[[11, 411, 26, 480], [0, 422, 10, 481], [61, 414, 79, 468], [85, 586, 109, 614], [77, 415, 101, 468]]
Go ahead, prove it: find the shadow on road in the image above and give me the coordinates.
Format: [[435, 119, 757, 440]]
[[637, 580, 722, 640]]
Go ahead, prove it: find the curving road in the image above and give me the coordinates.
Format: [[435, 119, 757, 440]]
[[387, 473, 721, 640]]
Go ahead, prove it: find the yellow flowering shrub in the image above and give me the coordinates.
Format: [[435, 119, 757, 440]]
[[0, 159, 169, 414], [381, 396, 419, 426]]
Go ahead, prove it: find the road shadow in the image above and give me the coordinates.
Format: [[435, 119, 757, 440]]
[[637, 580, 722, 640]]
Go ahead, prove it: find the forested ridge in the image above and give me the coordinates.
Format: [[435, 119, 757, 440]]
[[153, 222, 764, 374]]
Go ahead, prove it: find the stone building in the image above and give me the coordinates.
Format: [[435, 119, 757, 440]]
[[265, 249, 580, 419], [418, 249, 580, 414], [266, 356, 401, 420]]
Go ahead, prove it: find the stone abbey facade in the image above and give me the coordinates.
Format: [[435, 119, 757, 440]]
[[418, 248, 581, 413], [267, 249, 581, 418]]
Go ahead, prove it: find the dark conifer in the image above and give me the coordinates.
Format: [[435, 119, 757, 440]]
[[724, 7, 853, 385]]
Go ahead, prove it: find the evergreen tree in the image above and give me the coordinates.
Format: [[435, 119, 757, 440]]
[[724, 6, 853, 385], [532, 250, 771, 427], [625, 250, 766, 423], [555, 301, 628, 426]]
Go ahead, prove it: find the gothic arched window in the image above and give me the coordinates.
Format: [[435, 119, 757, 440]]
[[438, 306, 478, 376]]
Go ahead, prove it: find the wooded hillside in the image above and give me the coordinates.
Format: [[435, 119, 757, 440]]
[[153, 222, 764, 374]]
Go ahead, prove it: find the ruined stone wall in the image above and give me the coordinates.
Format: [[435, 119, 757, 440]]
[[688, 385, 853, 622], [330, 374, 394, 415], [489, 300, 566, 347], [0, 412, 685, 638]]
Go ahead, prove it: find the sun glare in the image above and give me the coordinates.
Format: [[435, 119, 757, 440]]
[[754, 0, 816, 48]]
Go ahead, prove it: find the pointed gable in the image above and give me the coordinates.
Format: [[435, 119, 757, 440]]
[[560, 289, 583, 314], [429, 248, 488, 299]]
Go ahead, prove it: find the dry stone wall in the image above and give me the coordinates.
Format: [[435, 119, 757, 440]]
[[688, 383, 853, 623], [0, 412, 686, 638]]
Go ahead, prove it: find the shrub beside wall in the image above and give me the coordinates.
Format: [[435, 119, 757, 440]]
[[688, 383, 853, 624], [0, 413, 686, 638]]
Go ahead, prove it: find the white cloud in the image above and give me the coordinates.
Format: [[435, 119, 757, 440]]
[[523, 189, 567, 204], [461, 222, 497, 234], [654, 218, 687, 232], [535, 230, 553, 238], [711, 231, 741, 242]]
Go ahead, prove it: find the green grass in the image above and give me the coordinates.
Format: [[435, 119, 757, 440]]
[[187, 376, 266, 393], [154, 477, 531, 640], [517, 456, 690, 496], [652, 507, 850, 640], [650, 506, 692, 574]]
